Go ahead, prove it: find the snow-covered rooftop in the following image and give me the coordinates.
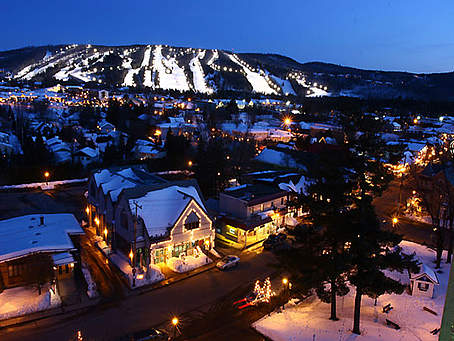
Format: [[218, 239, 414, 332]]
[[0, 214, 83, 262], [132, 185, 206, 238]]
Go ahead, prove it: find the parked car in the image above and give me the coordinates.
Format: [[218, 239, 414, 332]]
[[216, 255, 240, 270], [263, 233, 287, 250], [133, 328, 170, 340]]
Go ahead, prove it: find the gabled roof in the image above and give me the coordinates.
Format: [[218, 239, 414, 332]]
[[123, 180, 209, 239], [410, 263, 439, 284], [92, 165, 165, 202]]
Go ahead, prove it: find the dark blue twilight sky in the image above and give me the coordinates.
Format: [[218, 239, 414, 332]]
[[3, 0, 454, 73]]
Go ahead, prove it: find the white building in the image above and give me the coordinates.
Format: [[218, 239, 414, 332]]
[[410, 263, 439, 298], [114, 181, 214, 267]]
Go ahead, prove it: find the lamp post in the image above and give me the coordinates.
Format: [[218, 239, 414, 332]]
[[44, 171, 50, 187], [392, 217, 398, 227], [282, 277, 289, 310], [172, 316, 179, 339]]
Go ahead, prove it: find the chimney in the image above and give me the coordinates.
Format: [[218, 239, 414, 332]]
[[40, 216, 44, 225]]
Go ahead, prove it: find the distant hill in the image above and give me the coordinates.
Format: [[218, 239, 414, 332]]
[[1, 44, 453, 100]]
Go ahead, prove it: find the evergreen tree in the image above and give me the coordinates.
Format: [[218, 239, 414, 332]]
[[282, 149, 355, 320], [341, 113, 419, 335]]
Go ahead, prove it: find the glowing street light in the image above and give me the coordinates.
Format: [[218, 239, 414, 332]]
[[103, 228, 108, 240], [392, 217, 398, 226], [129, 249, 134, 264], [172, 317, 179, 326], [44, 171, 50, 187], [284, 118, 292, 126], [282, 277, 288, 285], [188, 160, 193, 167]]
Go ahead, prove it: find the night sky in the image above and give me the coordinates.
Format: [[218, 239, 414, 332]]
[[3, 0, 453, 73]]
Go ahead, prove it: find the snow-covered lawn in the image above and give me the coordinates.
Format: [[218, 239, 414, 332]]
[[254, 241, 449, 341], [109, 252, 164, 288], [167, 250, 212, 273], [0, 284, 61, 320]]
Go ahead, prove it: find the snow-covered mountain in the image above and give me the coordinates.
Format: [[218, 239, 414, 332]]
[[1, 44, 453, 100]]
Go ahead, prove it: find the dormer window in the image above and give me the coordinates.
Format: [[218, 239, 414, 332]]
[[184, 211, 200, 230]]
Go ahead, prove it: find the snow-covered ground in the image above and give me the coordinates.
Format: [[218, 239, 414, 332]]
[[254, 241, 450, 341], [189, 51, 213, 94], [0, 284, 61, 320], [167, 252, 212, 273], [0, 178, 87, 190], [142, 45, 154, 87], [81, 262, 99, 299], [228, 54, 277, 95], [109, 252, 164, 288], [255, 148, 307, 170], [295, 77, 330, 97], [271, 76, 296, 96], [153, 45, 190, 91]]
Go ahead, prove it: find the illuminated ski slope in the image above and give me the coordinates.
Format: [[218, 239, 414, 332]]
[[189, 51, 213, 94], [154, 45, 190, 91], [228, 54, 277, 95], [295, 77, 329, 97], [142, 46, 153, 88]]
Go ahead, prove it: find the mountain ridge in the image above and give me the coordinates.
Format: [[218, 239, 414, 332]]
[[1, 44, 453, 101]]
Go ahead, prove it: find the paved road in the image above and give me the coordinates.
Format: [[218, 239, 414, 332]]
[[373, 179, 437, 247], [79, 228, 128, 299], [0, 249, 277, 341]]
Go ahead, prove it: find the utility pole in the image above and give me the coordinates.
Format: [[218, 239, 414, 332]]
[[131, 200, 142, 287]]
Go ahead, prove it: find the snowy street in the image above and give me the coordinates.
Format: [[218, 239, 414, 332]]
[[0, 248, 276, 341]]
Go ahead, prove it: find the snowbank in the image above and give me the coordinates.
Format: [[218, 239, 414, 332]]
[[109, 252, 164, 288], [167, 252, 212, 273], [254, 241, 450, 341], [81, 263, 99, 299], [0, 284, 61, 320], [0, 178, 87, 190]]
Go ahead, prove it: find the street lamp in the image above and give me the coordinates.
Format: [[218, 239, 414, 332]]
[[282, 277, 289, 310], [129, 249, 134, 265], [172, 316, 179, 338], [392, 217, 398, 227], [188, 160, 192, 167], [103, 228, 108, 241], [44, 171, 50, 187], [172, 317, 179, 326]]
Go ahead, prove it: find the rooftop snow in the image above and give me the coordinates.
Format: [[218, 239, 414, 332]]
[[132, 185, 205, 238], [0, 214, 83, 262]]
